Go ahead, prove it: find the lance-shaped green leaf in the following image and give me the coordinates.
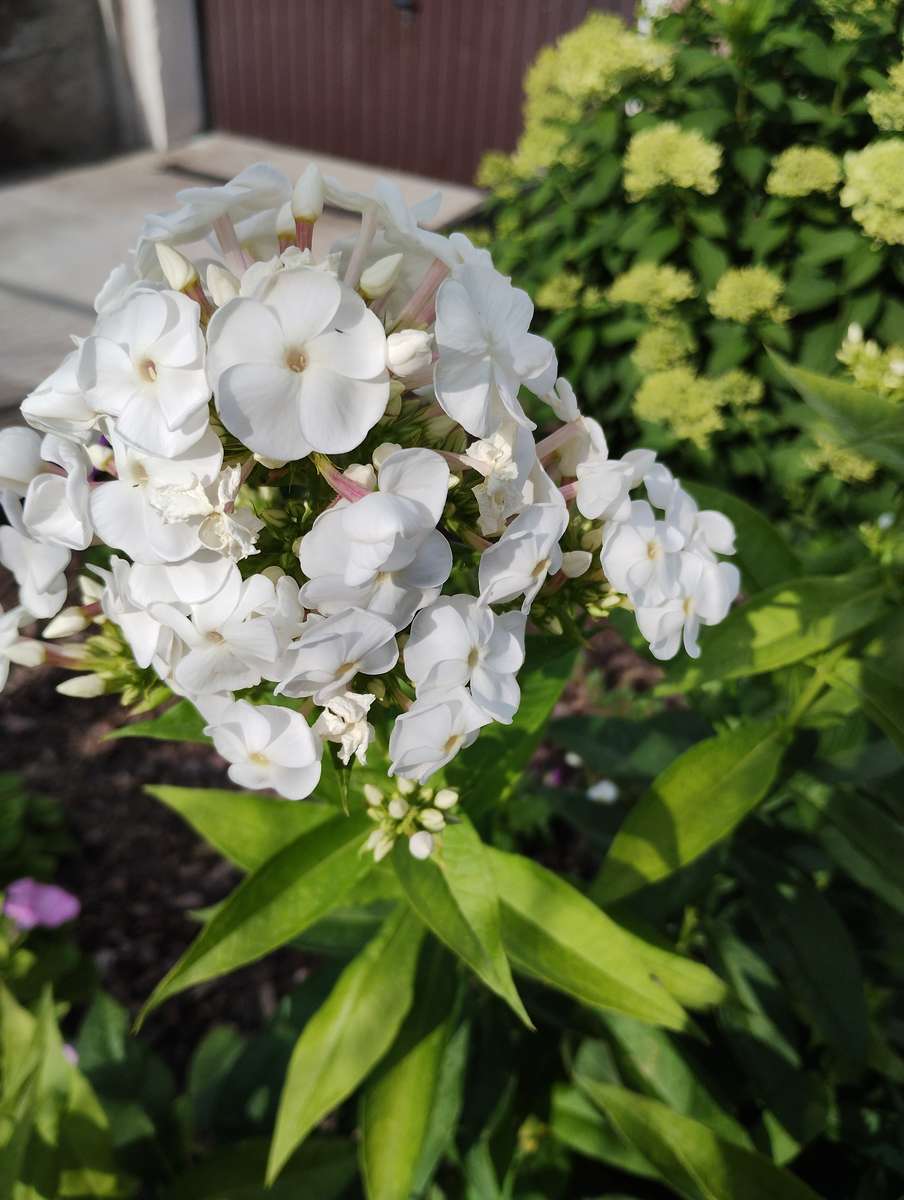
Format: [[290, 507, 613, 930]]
[[359, 941, 458, 1200], [578, 1079, 824, 1200], [147, 785, 335, 873], [107, 699, 209, 743], [771, 353, 904, 476], [592, 719, 788, 907], [138, 813, 373, 1026], [489, 849, 691, 1031], [268, 907, 424, 1183], [826, 612, 904, 753], [168, 1137, 357, 1200], [611, 916, 727, 1010], [392, 816, 531, 1027], [685, 482, 800, 593], [671, 575, 886, 688]]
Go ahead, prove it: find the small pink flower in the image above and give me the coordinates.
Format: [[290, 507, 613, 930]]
[[4, 878, 80, 930], [62, 1043, 80, 1066]]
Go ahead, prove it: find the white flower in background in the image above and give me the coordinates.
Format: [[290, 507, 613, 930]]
[[255, 571, 306, 676], [79, 288, 211, 457], [21, 350, 97, 443], [277, 608, 398, 704], [404, 595, 526, 723], [299, 448, 452, 629], [587, 779, 620, 803], [314, 689, 376, 765], [152, 572, 279, 695], [0, 497, 70, 619], [652, 471, 736, 561], [601, 499, 685, 606], [91, 557, 172, 671], [576, 440, 656, 523], [89, 429, 224, 566], [478, 502, 568, 612], [467, 421, 538, 536], [0, 606, 45, 692], [388, 686, 491, 783], [0, 426, 43, 494], [206, 267, 389, 461], [205, 699, 322, 801], [22, 436, 93, 550], [142, 163, 291, 247], [544, 377, 580, 422], [434, 264, 556, 437], [635, 553, 740, 660]]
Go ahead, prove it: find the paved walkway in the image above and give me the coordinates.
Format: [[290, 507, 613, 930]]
[[0, 133, 483, 426]]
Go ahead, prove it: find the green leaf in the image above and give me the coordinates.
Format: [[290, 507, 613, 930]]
[[138, 813, 373, 1025], [106, 699, 208, 743], [166, 1136, 358, 1199], [771, 354, 904, 476], [671, 574, 887, 688], [684, 483, 799, 593], [489, 849, 691, 1031], [578, 1080, 824, 1200], [411, 1020, 470, 1194], [359, 941, 457, 1200], [448, 637, 577, 823], [147, 785, 335, 873], [267, 907, 424, 1183], [826, 612, 904, 752], [551, 1084, 656, 1178], [610, 916, 727, 1011], [392, 817, 531, 1027], [591, 720, 788, 906]]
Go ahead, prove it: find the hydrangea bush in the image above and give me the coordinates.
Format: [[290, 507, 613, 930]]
[[475, 0, 904, 513]]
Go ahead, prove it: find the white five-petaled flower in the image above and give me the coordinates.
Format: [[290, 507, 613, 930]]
[[434, 264, 555, 437], [299, 447, 452, 630], [141, 162, 291, 246], [0, 426, 43, 494], [206, 267, 389, 462], [22, 435, 93, 550], [91, 557, 172, 672], [467, 421, 538, 537], [205, 698, 322, 801], [79, 288, 211, 457], [277, 608, 398, 704], [576, 439, 656, 524], [478, 502, 568, 613], [313, 689, 376, 765], [600, 499, 685, 607], [21, 350, 97, 444], [404, 595, 526, 723], [635, 552, 740, 660], [0, 497, 70, 619], [388, 686, 492, 783]]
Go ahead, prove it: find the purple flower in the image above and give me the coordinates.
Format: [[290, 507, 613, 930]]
[[4, 878, 80, 931]]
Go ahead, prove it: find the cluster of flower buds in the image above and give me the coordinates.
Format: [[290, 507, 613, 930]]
[[0, 162, 740, 857], [363, 780, 459, 862]]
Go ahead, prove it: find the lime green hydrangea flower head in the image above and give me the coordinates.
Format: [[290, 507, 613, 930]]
[[765, 146, 841, 197], [842, 141, 904, 245], [867, 62, 904, 132], [708, 267, 788, 324], [837, 324, 904, 400], [632, 320, 696, 374], [534, 271, 584, 312], [804, 434, 878, 483], [816, 0, 887, 40], [623, 122, 721, 201], [712, 369, 765, 410], [478, 13, 673, 182], [607, 263, 696, 314], [634, 366, 724, 449]]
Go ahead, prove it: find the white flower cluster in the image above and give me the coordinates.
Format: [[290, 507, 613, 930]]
[[0, 162, 740, 857]]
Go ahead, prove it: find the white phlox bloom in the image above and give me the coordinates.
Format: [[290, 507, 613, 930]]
[[388, 686, 492, 783], [386, 329, 434, 381], [0, 497, 70, 619], [576, 436, 656, 523], [434, 264, 555, 437], [204, 698, 322, 801], [91, 556, 173, 671], [0, 427, 43, 494], [79, 288, 211, 457], [404, 595, 527, 723], [478, 502, 568, 612], [467, 421, 538, 537], [238, 245, 339, 298], [22, 436, 93, 550], [277, 607, 398, 704], [544, 377, 579, 423], [0, 605, 45, 692], [255, 572, 306, 681], [151, 572, 280, 695], [206, 267, 389, 461], [635, 552, 741, 660], [313, 689, 376, 765], [151, 463, 264, 563], [648, 466, 736, 560], [141, 163, 291, 247], [299, 447, 452, 630], [21, 350, 96, 443], [601, 499, 685, 606]]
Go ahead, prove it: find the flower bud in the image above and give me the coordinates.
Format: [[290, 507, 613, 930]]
[[254, 452, 288, 469], [292, 164, 325, 222], [343, 463, 377, 490], [587, 779, 619, 803], [366, 828, 395, 862], [418, 807, 445, 833], [580, 527, 604, 552], [387, 329, 434, 380], [408, 830, 434, 860], [388, 796, 409, 820], [276, 200, 294, 239], [6, 638, 46, 668], [363, 783, 384, 807], [155, 243, 197, 291], [372, 442, 402, 470], [206, 263, 240, 307], [43, 607, 90, 638], [561, 550, 592, 579], [360, 253, 403, 300], [433, 788, 459, 810], [396, 777, 417, 797], [56, 673, 106, 698], [261, 566, 286, 584]]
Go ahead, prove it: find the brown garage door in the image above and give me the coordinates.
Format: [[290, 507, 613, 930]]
[[201, 0, 634, 185]]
